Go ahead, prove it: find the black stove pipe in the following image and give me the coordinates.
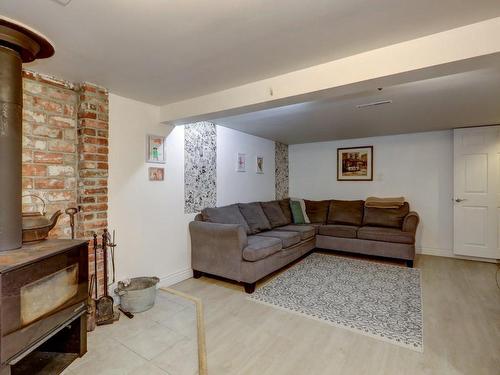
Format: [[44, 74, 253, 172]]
[[0, 18, 54, 251]]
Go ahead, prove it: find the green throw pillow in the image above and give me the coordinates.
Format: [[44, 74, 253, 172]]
[[290, 200, 305, 224]]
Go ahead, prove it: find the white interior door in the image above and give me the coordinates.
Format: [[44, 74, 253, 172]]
[[454, 126, 500, 259]]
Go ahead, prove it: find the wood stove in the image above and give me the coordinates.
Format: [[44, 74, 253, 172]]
[[0, 240, 88, 375], [0, 18, 89, 375]]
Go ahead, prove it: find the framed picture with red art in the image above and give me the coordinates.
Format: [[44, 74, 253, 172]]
[[337, 146, 373, 181]]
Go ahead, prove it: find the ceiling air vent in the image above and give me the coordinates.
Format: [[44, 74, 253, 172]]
[[356, 100, 392, 109], [51, 0, 72, 6]]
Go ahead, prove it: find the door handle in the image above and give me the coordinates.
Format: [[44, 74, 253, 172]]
[[454, 198, 467, 203]]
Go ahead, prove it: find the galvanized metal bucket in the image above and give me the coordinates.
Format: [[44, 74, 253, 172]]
[[115, 276, 160, 313]]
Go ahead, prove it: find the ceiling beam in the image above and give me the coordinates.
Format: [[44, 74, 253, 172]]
[[160, 17, 500, 125]]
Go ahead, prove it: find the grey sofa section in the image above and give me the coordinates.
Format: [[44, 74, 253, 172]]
[[275, 224, 315, 240], [243, 236, 282, 262], [255, 230, 301, 248], [190, 199, 420, 293]]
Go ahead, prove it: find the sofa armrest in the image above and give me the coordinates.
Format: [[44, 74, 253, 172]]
[[402, 211, 420, 234], [189, 221, 248, 281]]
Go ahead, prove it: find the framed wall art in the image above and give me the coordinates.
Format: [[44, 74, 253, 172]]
[[148, 167, 164, 181], [146, 134, 166, 163], [256, 155, 264, 174], [236, 153, 246, 172], [337, 146, 373, 181]]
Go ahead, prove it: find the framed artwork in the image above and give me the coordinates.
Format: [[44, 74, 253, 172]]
[[337, 146, 373, 181], [236, 153, 246, 172], [146, 134, 166, 163], [148, 167, 164, 181], [256, 155, 264, 174]]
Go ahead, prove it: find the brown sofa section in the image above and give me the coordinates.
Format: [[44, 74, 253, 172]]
[[190, 198, 420, 293], [327, 200, 364, 226], [304, 200, 330, 224]]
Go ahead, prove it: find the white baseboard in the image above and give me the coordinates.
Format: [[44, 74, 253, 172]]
[[158, 268, 193, 287], [106, 268, 193, 301], [417, 247, 499, 263]]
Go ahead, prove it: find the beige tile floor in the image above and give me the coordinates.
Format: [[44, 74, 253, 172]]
[[63, 292, 199, 375], [64, 253, 500, 375]]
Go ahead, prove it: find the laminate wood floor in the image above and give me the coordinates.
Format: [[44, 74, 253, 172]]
[[172, 253, 500, 375]]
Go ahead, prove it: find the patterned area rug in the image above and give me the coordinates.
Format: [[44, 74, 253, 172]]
[[249, 253, 423, 351]]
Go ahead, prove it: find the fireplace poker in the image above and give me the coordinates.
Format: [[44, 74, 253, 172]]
[[107, 229, 117, 283], [93, 233, 98, 299]]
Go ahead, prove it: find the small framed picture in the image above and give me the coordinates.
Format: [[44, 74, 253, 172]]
[[149, 167, 164, 181], [256, 155, 264, 174], [146, 135, 166, 163], [236, 153, 246, 172], [337, 146, 373, 181]]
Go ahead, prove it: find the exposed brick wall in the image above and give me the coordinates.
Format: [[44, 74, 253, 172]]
[[21, 71, 109, 297], [22, 71, 78, 238], [77, 83, 109, 297]]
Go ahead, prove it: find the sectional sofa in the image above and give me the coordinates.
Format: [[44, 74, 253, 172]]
[[189, 198, 419, 293]]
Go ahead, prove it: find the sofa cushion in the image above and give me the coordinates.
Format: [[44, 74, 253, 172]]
[[256, 230, 301, 248], [304, 200, 330, 224], [362, 202, 410, 229], [308, 223, 323, 234], [357, 226, 414, 244], [327, 200, 364, 226], [238, 202, 272, 234], [201, 204, 250, 233], [278, 198, 293, 224], [261, 201, 289, 228], [290, 200, 305, 224], [319, 224, 358, 239], [275, 224, 315, 240], [243, 236, 282, 262]]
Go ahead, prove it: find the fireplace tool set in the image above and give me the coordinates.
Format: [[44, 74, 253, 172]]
[[89, 229, 121, 327]]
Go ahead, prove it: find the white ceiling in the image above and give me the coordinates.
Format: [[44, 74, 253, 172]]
[[1, 0, 500, 105], [213, 64, 500, 144]]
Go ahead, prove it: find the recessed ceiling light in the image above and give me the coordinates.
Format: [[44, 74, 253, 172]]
[[356, 100, 392, 109]]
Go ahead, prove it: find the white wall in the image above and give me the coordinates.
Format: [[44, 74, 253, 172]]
[[289, 130, 454, 254], [108, 98, 277, 287], [216, 126, 275, 205], [108, 94, 194, 287]]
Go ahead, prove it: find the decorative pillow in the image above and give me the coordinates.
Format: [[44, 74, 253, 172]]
[[304, 199, 330, 224], [278, 198, 293, 224], [238, 202, 272, 234], [291, 198, 310, 223], [201, 204, 250, 233], [261, 201, 288, 228], [290, 200, 305, 224], [327, 200, 364, 226], [362, 202, 410, 229]]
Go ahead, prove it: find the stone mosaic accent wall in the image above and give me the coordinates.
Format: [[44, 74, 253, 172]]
[[184, 122, 217, 213], [275, 142, 289, 199], [21, 71, 109, 297]]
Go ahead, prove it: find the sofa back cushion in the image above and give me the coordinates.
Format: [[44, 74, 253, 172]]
[[260, 201, 288, 228], [327, 200, 364, 226], [362, 202, 410, 229], [304, 200, 330, 224], [278, 198, 293, 224], [238, 202, 272, 234], [201, 204, 250, 233]]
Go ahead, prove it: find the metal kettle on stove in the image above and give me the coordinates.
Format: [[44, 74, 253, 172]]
[[22, 194, 63, 242]]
